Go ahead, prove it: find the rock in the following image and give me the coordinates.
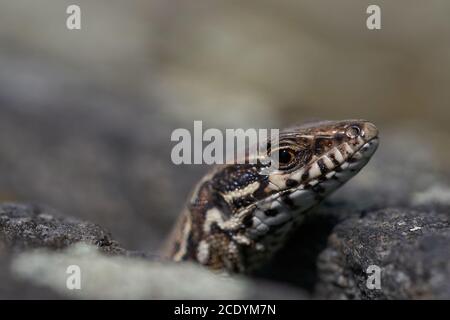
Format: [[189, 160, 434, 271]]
[[10, 244, 308, 300], [0, 248, 63, 299], [315, 208, 450, 299], [0, 203, 307, 299], [0, 203, 124, 299], [0, 203, 124, 254]]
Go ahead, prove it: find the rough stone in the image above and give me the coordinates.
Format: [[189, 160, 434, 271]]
[[315, 208, 450, 299], [1, 203, 308, 299], [0, 203, 124, 254]]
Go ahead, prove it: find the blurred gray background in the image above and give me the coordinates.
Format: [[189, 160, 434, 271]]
[[0, 0, 449, 253]]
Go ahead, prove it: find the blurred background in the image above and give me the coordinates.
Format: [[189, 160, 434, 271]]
[[0, 0, 449, 253]]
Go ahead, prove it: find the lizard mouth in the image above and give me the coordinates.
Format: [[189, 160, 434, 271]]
[[289, 135, 379, 192], [297, 136, 379, 192], [345, 136, 379, 170]]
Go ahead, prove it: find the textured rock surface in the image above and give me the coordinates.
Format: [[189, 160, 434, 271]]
[[0, 203, 124, 254], [0, 203, 308, 299], [0, 203, 123, 299], [10, 244, 308, 300], [316, 208, 450, 299]]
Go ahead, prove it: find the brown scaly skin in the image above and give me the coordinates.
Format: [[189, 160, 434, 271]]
[[162, 120, 379, 273]]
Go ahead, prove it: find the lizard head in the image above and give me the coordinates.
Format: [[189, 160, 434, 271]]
[[208, 120, 378, 269], [212, 120, 379, 210], [172, 120, 378, 272]]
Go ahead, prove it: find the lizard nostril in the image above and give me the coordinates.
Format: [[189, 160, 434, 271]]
[[345, 125, 361, 138]]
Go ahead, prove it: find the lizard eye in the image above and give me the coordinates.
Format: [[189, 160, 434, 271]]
[[279, 148, 294, 164], [272, 147, 297, 170]]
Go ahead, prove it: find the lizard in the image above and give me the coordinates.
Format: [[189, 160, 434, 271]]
[[162, 120, 379, 273]]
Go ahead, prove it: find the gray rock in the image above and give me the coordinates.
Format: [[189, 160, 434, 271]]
[[10, 244, 308, 300], [0, 203, 124, 254], [0, 247, 63, 299], [0, 203, 124, 299], [315, 207, 450, 299], [1, 203, 308, 299]]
